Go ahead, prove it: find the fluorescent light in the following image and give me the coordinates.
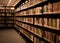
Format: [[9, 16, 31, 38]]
[[7, 0, 11, 6]]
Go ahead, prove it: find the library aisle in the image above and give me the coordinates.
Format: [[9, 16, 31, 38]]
[[0, 29, 27, 43], [0, 0, 60, 43]]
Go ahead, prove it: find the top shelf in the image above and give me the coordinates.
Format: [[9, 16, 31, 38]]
[[15, 0, 60, 13], [15, 0, 26, 9]]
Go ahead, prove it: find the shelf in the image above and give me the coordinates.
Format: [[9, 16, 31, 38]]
[[0, 6, 14, 7], [16, 20, 60, 35], [14, 0, 60, 43], [43, 38, 54, 43], [6, 23, 14, 24], [15, 0, 26, 9], [16, 0, 60, 13], [16, 1, 48, 13], [0, 19, 13, 20], [16, 20, 33, 24], [0, 16, 14, 17], [15, 14, 60, 18], [0, 23, 14, 24], [0, 12, 14, 14], [6, 16, 14, 17]]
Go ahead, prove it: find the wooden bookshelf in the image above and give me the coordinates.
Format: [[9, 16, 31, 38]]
[[14, 0, 60, 43], [0, 6, 14, 28]]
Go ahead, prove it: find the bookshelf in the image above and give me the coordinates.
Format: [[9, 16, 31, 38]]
[[14, 0, 60, 43], [0, 6, 14, 28]]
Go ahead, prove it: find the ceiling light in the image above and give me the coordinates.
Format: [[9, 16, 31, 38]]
[[25, 1, 28, 3]]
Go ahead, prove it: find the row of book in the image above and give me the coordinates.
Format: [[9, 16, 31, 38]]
[[0, 14, 13, 17], [34, 36, 46, 43], [6, 24, 13, 27], [34, 18, 60, 30], [16, 17, 60, 30], [6, 14, 14, 16], [0, 18, 5, 20], [16, 0, 46, 11], [0, 24, 13, 26], [6, 17, 14, 19], [19, 27, 48, 43], [0, 18, 13, 20], [6, 21, 13, 23], [14, 24, 34, 41], [19, 28, 34, 42], [16, 1, 60, 16], [0, 21, 5, 23], [6, 9, 14, 12], [0, 24, 5, 27], [15, 21, 60, 43], [0, 15, 14, 28], [16, 17, 33, 24], [0, 9, 14, 12], [0, 14, 5, 16], [0, 9, 5, 12]]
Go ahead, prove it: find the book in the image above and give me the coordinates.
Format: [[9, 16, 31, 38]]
[[30, 18, 33, 24], [50, 33, 55, 42], [43, 5, 48, 14], [31, 34, 34, 41], [35, 7, 42, 15], [43, 18, 48, 27], [36, 38, 42, 43], [53, 2, 60, 14], [34, 37, 37, 43], [49, 18, 53, 28], [34, 18, 40, 25], [47, 18, 49, 26], [43, 0, 47, 2], [52, 19, 57, 29], [36, 28, 40, 35], [38, 18, 42, 26], [48, 3, 53, 14], [30, 0, 35, 5], [56, 35, 60, 43], [29, 25, 32, 31], [33, 27, 36, 33], [57, 19, 60, 30], [29, 9, 34, 15]]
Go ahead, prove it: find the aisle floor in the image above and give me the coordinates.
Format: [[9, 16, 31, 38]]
[[0, 29, 27, 43]]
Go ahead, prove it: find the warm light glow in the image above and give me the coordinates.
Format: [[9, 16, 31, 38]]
[[23, 3, 24, 5], [11, 7, 14, 9], [25, 1, 28, 3], [7, 0, 11, 6]]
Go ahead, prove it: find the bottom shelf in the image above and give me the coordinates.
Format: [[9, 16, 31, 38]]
[[15, 28, 33, 43], [20, 31, 33, 42]]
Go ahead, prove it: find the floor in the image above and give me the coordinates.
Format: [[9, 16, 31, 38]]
[[0, 29, 27, 43]]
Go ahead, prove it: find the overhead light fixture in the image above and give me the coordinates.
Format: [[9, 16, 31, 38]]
[[25, 1, 28, 3]]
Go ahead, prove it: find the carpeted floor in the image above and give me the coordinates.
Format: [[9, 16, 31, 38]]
[[0, 29, 27, 43]]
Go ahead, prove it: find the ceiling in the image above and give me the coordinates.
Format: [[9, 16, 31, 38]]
[[0, 0, 20, 6]]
